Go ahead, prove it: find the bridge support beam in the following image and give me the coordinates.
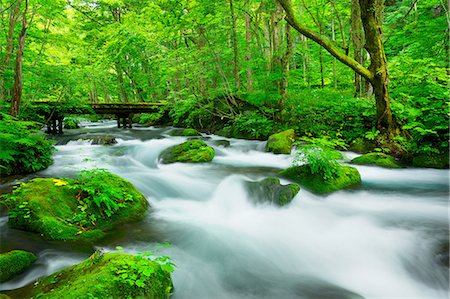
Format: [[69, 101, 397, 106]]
[[117, 113, 132, 129], [46, 114, 64, 134]]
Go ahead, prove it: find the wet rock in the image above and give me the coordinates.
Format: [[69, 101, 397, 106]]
[[0, 250, 37, 282], [412, 153, 449, 169], [279, 165, 361, 194], [86, 135, 117, 145], [211, 139, 231, 147], [265, 129, 295, 154], [159, 140, 215, 164], [63, 117, 80, 129], [351, 152, 402, 168], [247, 177, 300, 206]]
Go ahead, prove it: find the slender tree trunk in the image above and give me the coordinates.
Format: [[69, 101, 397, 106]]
[[115, 61, 128, 103], [10, 0, 28, 117], [331, 17, 337, 89], [229, 0, 240, 91], [1, 0, 22, 101], [245, 10, 253, 92], [351, 0, 364, 96], [280, 21, 292, 103]]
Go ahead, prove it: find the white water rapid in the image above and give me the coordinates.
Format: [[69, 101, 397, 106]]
[[1, 121, 448, 299]]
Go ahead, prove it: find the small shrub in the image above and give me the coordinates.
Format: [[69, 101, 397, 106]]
[[294, 145, 343, 181]]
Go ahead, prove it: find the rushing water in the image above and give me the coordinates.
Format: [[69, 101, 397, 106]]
[[1, 121, 449, 298]]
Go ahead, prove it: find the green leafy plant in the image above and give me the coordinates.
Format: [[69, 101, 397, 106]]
[[294, 145, 343, 181], [68, 169, 136, 226], [0, 113, 54, 176]]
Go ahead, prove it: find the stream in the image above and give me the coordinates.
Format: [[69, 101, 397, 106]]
[[1, 120, 449, 298]]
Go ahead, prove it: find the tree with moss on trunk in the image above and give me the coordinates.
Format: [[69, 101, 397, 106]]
[[275, 0, 401, 151]]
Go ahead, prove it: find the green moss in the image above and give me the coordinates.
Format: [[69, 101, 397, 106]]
[[64, 117, 80, 129], [160, 140, 215, 164], [412, 153, 449, 169], [27, 252, 173, 299], [0, 250, 37, 282], [349, 138, 375, 153], [247, 177, 300, 206], [5, 174, 148, 242], [0, 294, 12, 299], [279, 165, 361, 194], [265, 129, 295, 154], [351, 153, 402, 168], [181, 128, 200, 136]]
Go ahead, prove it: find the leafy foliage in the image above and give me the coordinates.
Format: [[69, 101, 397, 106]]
[[0, 113, 54, 176], [294, 145, 343, 181]]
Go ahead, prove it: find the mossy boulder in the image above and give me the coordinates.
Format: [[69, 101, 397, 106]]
[[0, 250, 37, 282], [412, 153, 449, 169], [181, 128, 200, 136], [279, 165, 361, 194], [265, 129, 295, 154], [159, 140, 215, 164], [25, 252, 173, 299], [4, 171, 148, 242], [351, 152, 402, 168], [83, 135, 117, 145], [348, 138, 375, 153], [247, 177, 300, 206]]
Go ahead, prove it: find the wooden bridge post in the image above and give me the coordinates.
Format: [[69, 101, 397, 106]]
[[117, 114, 121, 128]]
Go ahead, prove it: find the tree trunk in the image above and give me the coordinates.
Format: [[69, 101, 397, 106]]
[[280, 21, 292, 103], [115, 61, 128, 103], [229, 0, 240, 91], [351, 0, 364, 96], [10, 0, 28, 117], [1, 0, 22, 101], [245, 9, 253, 92], [275, 0, 396, 135], [359, 0, 394, 134]]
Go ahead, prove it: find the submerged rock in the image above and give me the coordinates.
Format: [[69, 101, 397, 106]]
[[247, 177, 300, 206], [265, 129, 295, 154], [160, 140, 215, 164], [83, 135, 117, 145], [4, 172, 148, 242], [279, 165, 361, 194], [24, 252, 174, 299], [0, 250, 37, 282], [351, 152, 402, 168], [211, 139, 231, 148]]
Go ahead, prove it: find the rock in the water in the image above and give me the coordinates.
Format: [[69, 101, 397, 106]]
[[0, 250, 37, 282], [24, 252, 174, 299], [351, 152, 401, 168], [279, 165, 361, 194], [4, 171, 148, 242], [64, 117, 80, 129], [265, 129, 295, 154], [412, 153, 449, 169], [211, 139, 231, 147], [247, 177, 300, 206], [181, 128, 200, 136], [88, 135, 117, 145], [159, 140, 215, 164]]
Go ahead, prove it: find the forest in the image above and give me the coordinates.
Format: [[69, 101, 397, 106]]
[[0, 0, 449, 298]]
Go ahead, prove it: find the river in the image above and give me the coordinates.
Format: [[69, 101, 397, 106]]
[[1, 121, 448, 298]]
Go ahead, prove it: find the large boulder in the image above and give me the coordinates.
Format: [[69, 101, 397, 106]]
[[4, 170, 148, 242], [159, 140, 215, 164], [23, 252, 174, 299], [0, 250, 37, 282], [265, 129, 295, 154], [351, 152, 402, 168], [247, 177, 300, 206], [279, 165, 361, 194]]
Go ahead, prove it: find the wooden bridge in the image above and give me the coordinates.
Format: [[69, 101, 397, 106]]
[[33, 101, 164, 134]]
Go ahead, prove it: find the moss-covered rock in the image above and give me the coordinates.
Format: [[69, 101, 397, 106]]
[[279, 165, 361, 194], [351, 152, 402, 168], [25, 252, 173, 299], [265, 129, 295, 154], [412, 153, 449, 169], [4, 172, 148, 242], [348, 138, 375, 153], [0, 250, 37, 282], [247, 177, 300, 206], [159, 140, 215, 164], [181, 128, 200, 136]]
